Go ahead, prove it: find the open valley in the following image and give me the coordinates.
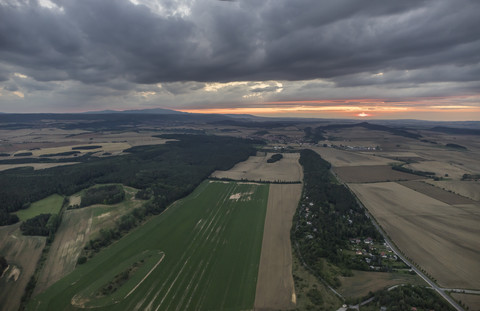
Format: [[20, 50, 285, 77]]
[[0, 114, 479, 311]]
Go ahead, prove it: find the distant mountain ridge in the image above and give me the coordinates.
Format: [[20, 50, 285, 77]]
[[83, 108, 186, 115]]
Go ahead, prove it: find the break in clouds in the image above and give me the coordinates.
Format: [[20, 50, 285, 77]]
[[0, 0, 479, 114]]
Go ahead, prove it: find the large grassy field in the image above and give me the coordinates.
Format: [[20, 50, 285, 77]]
[[15, 194, 64, 221], [28, 181, 269, 311]]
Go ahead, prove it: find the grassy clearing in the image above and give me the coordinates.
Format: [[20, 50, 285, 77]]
[[338, 270, 426, 299], [291, 253, 342, 310], [15, 194, 64, 221], [28, 181, 269, 311]]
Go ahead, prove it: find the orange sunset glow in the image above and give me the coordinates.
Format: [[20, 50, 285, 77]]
[[175, 96, 480, 119]]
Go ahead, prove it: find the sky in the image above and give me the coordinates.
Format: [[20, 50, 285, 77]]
[[0, 0, 479, 120]]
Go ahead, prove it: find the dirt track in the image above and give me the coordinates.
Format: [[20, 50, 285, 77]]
[[254, 183, 302, 310]]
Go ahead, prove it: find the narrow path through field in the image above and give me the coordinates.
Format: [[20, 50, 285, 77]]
[[125, 252, 165, 299]]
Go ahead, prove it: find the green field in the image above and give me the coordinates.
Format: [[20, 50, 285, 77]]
[[28, 181, 269, 311], [15, 194, 64, 221]]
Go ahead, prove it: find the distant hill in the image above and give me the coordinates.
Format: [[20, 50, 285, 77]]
[[429, 126, 480, 135], [83, 108, 186, 115], [316, 122, 422, 139]]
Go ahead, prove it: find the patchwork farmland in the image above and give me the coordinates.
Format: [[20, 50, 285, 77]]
[[348, 182, 480, 289], [28, 181, 269, 311]]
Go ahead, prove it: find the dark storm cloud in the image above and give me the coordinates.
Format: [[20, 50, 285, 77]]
[[0, 0, 479, 87]]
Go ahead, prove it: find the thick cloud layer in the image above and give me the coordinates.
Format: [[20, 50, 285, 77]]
[[0, 0, 479, 117]]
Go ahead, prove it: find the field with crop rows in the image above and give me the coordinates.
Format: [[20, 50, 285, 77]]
[[28, 181, 269, 311]]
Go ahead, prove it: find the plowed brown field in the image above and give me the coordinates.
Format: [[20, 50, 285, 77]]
[[333, 165, 422, 183]]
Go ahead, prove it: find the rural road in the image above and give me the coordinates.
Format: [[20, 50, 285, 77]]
[[330, 169, 466, 311], [359, 196, 465, 311]]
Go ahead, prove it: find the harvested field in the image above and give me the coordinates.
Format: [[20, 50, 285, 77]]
[[426, 180, 480, 201], [211, 152, 302, 182], [374, 152, 424, 158], [450, 293, 480, 311], [333, 165, 423, 183], [0, 224, 46, 311], [0, 162, 79, 172], [338, 271, 425, 298], [348, 182, 480, 289], [398, 180, 476, 205], [34, 208, 94, 295], [404, 160, 473, 180], [374, 151, 427, 163], [254, 183, 302, 310], [18, 142, 132, 157], [35, 186, 143, 294], [311, 147, 396, 167]]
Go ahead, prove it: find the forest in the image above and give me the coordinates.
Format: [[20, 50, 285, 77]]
[[292, 149, 382, 286], [80, 185, 125, 207], [0, 134, 262, 226], [266, 153, 283, 163]]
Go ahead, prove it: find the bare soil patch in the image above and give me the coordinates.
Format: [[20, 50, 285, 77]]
[[398, 180, 476, 205], [333, 165, 423, 183], [311, 147, 396, 167], [0, 223, 46, 311], [212, 153, 303, 182], [348, 182, 480, 289], [254, 183, 302, 310], [426, 180, 480, 201]]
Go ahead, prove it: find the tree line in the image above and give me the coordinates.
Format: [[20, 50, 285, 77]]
[[292, 149, 382, 287], [0, 134, 262, 226]]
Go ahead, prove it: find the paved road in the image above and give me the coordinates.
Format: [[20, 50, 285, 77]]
[[330, 169, 466, 311], [442, 288, 480, 295], [355, 192, 465, 311]]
